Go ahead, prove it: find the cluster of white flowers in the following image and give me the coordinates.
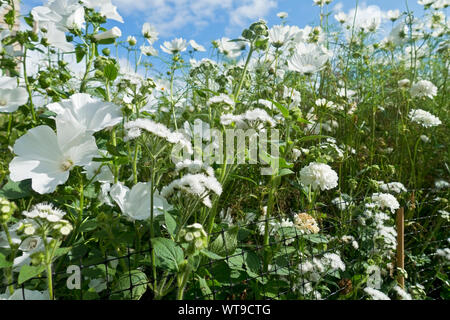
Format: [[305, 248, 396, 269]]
[[408, 109, 442, 128], [435, 248, 450, 261], [175, 159, 214, 176], [341, 235, 359, 249], [371, 193, 400, 213], [380, 182, 407, 194], [220, 108, 276, 128], [332, 194, 353, 211], [294, 213, 320, 234], [124, 118, 193, 154], [299, 162, 339, 191], [207, 94, 235, 110], [22, 203, 73, 236], [161, 173, 222, 208], [410, 80, 438, 99], [364, 287, 391, 300]]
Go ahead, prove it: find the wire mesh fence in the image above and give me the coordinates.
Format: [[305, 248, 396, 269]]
[[0, 187, 448, 300]]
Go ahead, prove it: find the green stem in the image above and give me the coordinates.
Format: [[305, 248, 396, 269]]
[[22, 46, 37, 125], [234, 44, 254, 102]]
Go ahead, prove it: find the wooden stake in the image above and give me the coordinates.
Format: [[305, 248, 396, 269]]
[[396, 207, 405, 288]]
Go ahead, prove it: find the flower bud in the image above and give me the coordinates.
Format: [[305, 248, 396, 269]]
[[93, 27, 122, 41]]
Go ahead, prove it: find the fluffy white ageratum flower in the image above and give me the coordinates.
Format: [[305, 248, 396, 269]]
[[410, 80, 438, 99], [408, 109, 442, 128], [371, 193, 400, 213], [299, 162, 338, 191], [9, 125, 98, 194], [0, 76, 28, 113]]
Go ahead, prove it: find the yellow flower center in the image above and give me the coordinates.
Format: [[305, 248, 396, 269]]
[[60, 159, 74, 172], [0, 99, 7, 106]]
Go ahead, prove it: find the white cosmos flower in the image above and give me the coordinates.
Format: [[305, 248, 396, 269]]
[[334, 12, 347, 23], [141, 23, 159, 43], [140, 45, 158, 56], [9, 124, 98, 194], [277, 12, 288, 19], [215, 37, 245, 59], [288, 42, 332, 75], [387, 9, 401, 21], [93, 27, 122, 41], [299, 162, 338, 191], [269, 25, 293, 48], [189, 40, 206, 52], [161, 38, 188, 54], [0, 76, 28, 113], [46, 93, 123, 134], [109, 182, 171, 221]]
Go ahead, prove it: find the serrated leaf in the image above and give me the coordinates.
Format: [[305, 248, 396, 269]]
[[164, 211, 176, 236], [75, 45, 86, 63], [152, 237, 184, 272], [104, 63, 118, 81]]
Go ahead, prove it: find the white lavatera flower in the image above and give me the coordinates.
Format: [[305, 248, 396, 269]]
[[109, 182, 172, 221], [9, 124, 98, 194], [82, 0, 124, 23], [161, 38, 188, 54], [46, 93, 123, 134], [0, 76, 28, 113]]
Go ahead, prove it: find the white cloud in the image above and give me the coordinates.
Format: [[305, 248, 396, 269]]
[[112, 0, 278, 36]]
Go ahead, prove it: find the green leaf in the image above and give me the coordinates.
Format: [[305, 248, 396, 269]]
[[209, 226, 239, 257], [75, 45, 86, 63], [111, 270, 148, 300], [104, 63, 118, 81], [268, 99, 289, 118], [79, 220, 98, 232], [303, 234, 328, 244], [164, 211, 176, 236], [198, 277, 212, 299], [18, 265, 46, 285], [0, 177, 33, 199], [0, 253, 12, 268], [53, 247, 72, 260], [297, 135, 330, 143], [200, 250, 224, 260], [278, 168, 294, 177], [152, 237, 184, 272]]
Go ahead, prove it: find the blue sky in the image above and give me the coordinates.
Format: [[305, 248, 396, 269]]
[[22, 0, 428, 46], [20, 0, 437, 73]]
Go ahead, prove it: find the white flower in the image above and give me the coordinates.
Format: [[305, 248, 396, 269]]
[[109, 182, 171, 221], [220, 108, 276, 128], [82, 0, 124, 23], [387, 9, 401, 21], [0, 76, 28, 113], [46, 93, 123, 134], [216, 37, 245, 59], [334, 12, 347, 23], [140, 45, 158, 56], [408, 109, 442, 128], [371, 193, 400, 213], [380, 182, 407, 194], [364, 287, 390, 300], [277, 12, 288, 19], [189, 40, 206, 52], [269, 25, 293, 48], [410, 80, 438, 99], [288, 43, 332, 75], [141, 23, 159, 43], [436, 248, 450, 260], [9, 125, 98, 194], [93, 27, 122, 41], [161, 173, 222, 208], [207, 94, 235, 110], [435, 179, 450, 189], [161, 38, 188, 54], [299, 162, 338, 191], [398, 79, 411, 88], [127, 36, 137, 46]]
